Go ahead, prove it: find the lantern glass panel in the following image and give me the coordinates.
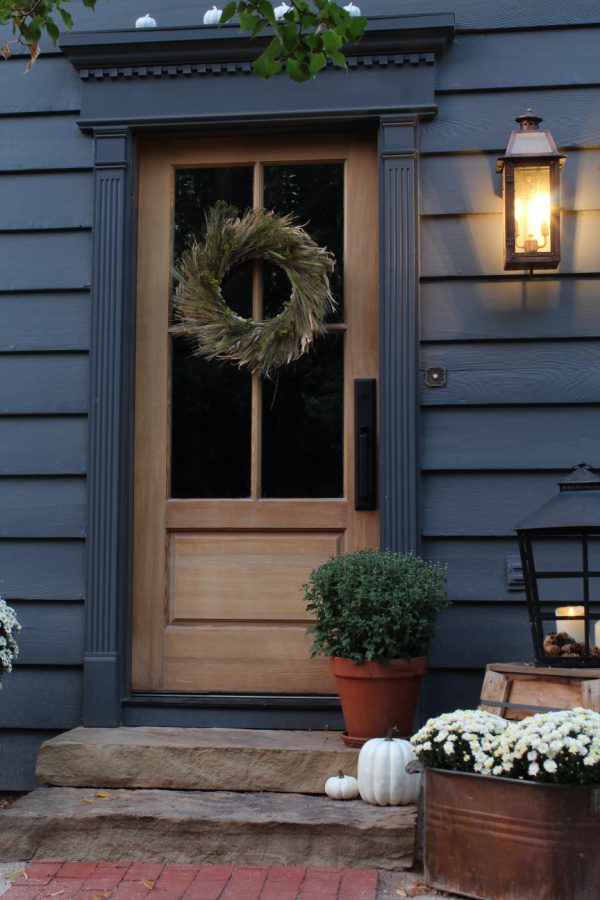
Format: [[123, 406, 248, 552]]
[[529, 535, 581, 574], [588, 536, 600, 573], [513, 166, 551, 255]]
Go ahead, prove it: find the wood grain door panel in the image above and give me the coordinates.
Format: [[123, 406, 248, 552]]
[[132, 134, 379, 694]]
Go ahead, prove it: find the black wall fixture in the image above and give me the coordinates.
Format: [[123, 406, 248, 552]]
[[355, 378, 377, 510]]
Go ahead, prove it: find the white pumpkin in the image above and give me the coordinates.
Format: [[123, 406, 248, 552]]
[[343, 3, 361, 16], [358, 731, 421, 806], [274, 2, 291, 21], [324, 770, 359, 801], [135, 13, 157, 28], [203, 6, 222, 25]]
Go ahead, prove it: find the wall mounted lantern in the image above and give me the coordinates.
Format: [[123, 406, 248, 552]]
[[515, 463, 600, 668], [497, 109, 565, 272]]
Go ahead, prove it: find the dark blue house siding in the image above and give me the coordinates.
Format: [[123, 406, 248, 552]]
[[0, 48, 90, 786], [1, 0, 599, 787], [416, 7, 600, 715]]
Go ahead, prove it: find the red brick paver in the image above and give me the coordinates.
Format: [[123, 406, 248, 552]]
[[3, 862, 380, 899]]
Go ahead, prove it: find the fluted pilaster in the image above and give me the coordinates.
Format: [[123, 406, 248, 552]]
[[84, 129, 133, 725], [379, 117, 420, 554]]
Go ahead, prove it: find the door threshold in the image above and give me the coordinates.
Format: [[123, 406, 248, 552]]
[[126, 692, 340, 710]]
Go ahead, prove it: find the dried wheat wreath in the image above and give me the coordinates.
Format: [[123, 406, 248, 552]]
[[173, 202, 336, 377]]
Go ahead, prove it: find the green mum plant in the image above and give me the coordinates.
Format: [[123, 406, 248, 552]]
[[1, 1, 366, 81], [304, 548, 450, 664]]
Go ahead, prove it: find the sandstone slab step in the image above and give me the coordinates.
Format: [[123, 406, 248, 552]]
[[36, 727, 359, 794], [0, 787, 417, 871]]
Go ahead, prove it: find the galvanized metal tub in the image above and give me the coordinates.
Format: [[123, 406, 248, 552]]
[[424, 768, 600, 900]]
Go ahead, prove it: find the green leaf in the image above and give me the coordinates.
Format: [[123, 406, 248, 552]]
[[251, 17, 268, 38], [58, 7, 73, 29], [347, 16, 367, 40], [321, 29, 343, 52], [45, 17, 59, 44], [327, 49, 347, 69], [286, 57, 310, 82], [256, 0, 277, 25], [282, 22, 299, 51], [20, 21, 42, 43], [238, 10, 260, 31], [220, 1, 237, 23], [252, 54, 282, 79], [81, 0, 97, 8], [308, 51, 326, 76], [262, 35, 283, 60]]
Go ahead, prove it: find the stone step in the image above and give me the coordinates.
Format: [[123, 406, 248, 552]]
[[36, 727, 359, 794], [0, 787, 417, 871]]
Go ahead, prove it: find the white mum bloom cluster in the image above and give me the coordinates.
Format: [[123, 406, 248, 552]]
[[493, 707, 600, 785], [411, 709, 507, 775], [0, 597, 21, 686], [412, 706, 600, 785]]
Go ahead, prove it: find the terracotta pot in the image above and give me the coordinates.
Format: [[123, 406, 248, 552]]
[[424, 768, 600, 900], [330, 655, 426, 747]]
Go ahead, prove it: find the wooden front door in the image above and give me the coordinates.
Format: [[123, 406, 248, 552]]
[[132, 134, 379, 695]]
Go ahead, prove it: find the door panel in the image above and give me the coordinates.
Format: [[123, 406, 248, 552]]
[[132, 134, 379, 694]]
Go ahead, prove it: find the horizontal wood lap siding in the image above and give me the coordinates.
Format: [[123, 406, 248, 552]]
[[0, 354, 88, 414], [421, 211, 600, 277], [0, 667, 82, 729], [0, 478, 86, 538], [420, 17, 600, 720], [0, 115, 92, 171], [0, 57, 81, 114], [43, 0, 600, 32], [0, 293, 90, 351], [0, 731, 62, 791], [420, 341, 600, 405], [0, 417, 87, 473], [0, 63, 91, 786], [0, 173, 93, 230], [420, 150, 600, 216], [421, 278, 600, 341], [0, 232, 91, 291], [10, 602, 84, 664]]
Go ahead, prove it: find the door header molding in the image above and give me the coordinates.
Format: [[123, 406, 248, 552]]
[[60, 13, 454, 129], [60, 14, 454, 69]]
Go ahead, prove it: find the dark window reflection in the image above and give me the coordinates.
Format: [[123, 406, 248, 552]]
[[263, 164, 344, 321], [170, 337, 251, 498], [262, 335, 343, 498], [174, 167, 254, 318], [171, 167, 253, 498]]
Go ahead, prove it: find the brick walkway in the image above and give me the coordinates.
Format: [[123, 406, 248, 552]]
[[3, 861, 379, 899]]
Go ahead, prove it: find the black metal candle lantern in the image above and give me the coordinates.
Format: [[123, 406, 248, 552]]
[[516, 463, 600, 668], [497, 109, 565, 272]]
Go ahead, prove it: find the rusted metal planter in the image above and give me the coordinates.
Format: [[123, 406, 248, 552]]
[[424, 768, 600, 900]]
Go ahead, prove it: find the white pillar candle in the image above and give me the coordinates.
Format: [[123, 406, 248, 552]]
[[595, 621, 600, 648], [555, 606, 586, 644]]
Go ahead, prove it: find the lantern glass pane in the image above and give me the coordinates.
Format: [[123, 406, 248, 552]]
[[513, 166, 551, 255], [530, 535, 581, 575], [587, 536, 600, 575], [536, 576, 583, 607]]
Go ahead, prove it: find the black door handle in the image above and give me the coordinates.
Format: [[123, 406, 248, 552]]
[[355, 378, 377, 510]]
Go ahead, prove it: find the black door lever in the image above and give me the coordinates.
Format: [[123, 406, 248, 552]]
[[354, 378, 377, 510]]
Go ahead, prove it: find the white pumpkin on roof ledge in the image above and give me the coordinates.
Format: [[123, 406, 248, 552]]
[[135, 13, 157, 28], [203, 6, 222, 25]]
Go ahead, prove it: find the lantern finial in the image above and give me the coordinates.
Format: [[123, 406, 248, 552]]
[[515, 109, 543, 131]]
